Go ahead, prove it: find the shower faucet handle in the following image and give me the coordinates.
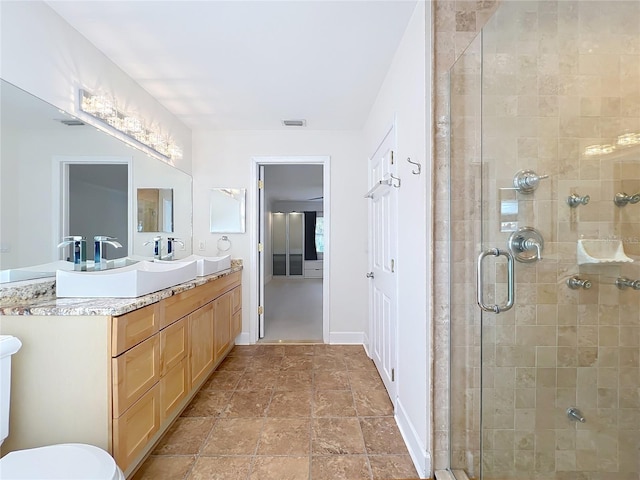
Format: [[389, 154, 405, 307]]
[[513, 169, 548, 194], [567, 193, 590, 207]]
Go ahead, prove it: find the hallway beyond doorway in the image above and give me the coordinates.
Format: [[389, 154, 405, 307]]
[[261, 278, 322, 342]]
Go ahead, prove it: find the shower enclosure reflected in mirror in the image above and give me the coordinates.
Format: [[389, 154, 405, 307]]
[[137, 188, 173, 232], [209, 188, 246, 233]]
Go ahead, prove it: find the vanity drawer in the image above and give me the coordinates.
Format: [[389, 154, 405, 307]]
[[160, 317, 188, 376], [201, 271, 241, 302], [112, 335, 160, 417], [162, 287, 207, 329], [113, 383, 161, 473], [112, 303, 161, 356], [160, 357, 189, 421], [231, 286, 242, 314]]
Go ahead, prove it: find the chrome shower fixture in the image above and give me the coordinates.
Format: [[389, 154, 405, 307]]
[[615, 277, 640, 290], [566, 276, 592, 290], [513, 169, 548, 194], [614, 192, 640, 206], [567, 193, 590, 208], [508, 227, 544, 263]]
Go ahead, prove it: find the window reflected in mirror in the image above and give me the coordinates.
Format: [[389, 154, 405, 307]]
[[137, 188, 173, 232]]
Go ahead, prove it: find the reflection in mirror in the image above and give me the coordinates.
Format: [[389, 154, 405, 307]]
[[0, 79, 193, 284], [137, 188, 173, 233], [210, 188, 246, 233]]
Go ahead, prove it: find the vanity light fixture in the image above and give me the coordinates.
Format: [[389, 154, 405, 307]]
[[78, 89, 183, 162]]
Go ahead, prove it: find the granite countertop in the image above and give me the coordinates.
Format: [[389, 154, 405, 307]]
[[0, 260, 243, 317]]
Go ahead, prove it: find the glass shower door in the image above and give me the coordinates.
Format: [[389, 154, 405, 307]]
[[451, 1, 640, 479]]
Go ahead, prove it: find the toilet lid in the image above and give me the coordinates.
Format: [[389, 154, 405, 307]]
[[0, 443, 120, 480]]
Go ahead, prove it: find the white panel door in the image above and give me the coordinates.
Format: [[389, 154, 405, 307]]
[[367, 127, 397, 402]]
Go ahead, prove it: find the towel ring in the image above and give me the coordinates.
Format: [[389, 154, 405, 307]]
[[217, 235, 231, 253]]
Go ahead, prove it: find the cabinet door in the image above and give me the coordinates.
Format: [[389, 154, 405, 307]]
[[113, 384, 160, 472], [112, 335, 160, 417], [214, 292, 232, 362], [232, 309, 242, 339], [160, 357, 188, 421], [189, 302, 214, 388], [160, 317, 188, 376], [231, 286, 242, 314]]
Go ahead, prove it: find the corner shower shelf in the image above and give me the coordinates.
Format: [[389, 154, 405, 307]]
[[577, 239, 634, 265]]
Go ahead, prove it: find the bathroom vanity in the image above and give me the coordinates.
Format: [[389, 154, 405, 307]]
[[0, 264, 242, 478]]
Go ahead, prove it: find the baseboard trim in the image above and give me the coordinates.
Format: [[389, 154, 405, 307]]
[[328, 331, 365, 344], [234, 332, 252, 345], [396, 398, 430, 479]]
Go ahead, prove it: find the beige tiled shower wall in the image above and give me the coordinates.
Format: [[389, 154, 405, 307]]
[[436, 0, 640, 478]]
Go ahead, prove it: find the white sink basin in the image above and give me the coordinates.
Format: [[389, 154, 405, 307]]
[[0, 260, 75, 284], [56, 260, 197, 298], [157, 254, 231, 277]]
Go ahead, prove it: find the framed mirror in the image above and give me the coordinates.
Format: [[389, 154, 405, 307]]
[[210, 188, 246, 233], [137, 188, 173, 232]]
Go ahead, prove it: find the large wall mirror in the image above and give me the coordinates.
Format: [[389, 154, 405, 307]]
[[0, 79, 193, 283]]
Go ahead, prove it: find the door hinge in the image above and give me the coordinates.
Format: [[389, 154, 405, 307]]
[[258, 305, 264, 315], [258, 179, 264, 189], [391, 150, 395, 165], [392, 368, 395, 382], [258, 243, 263, 252], [390, 258, 395, 272]]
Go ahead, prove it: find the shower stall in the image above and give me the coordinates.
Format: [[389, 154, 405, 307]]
[[448, 1, 640, 478]]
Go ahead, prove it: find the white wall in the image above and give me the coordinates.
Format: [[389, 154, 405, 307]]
[[192, 130, 367, 343], [0, 1, 192, 174], [363, 1, 431, 477]]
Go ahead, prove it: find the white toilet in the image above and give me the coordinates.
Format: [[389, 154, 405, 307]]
[[0, 335, 125, 480]]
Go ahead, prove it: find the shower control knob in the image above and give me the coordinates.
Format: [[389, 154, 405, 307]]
[[567, 193, 590, 208], [566, 276, 591, 290], [513, 169, 549, 194]]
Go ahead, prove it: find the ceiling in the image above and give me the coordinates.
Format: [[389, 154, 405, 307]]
[[45, 0, 418, 131]]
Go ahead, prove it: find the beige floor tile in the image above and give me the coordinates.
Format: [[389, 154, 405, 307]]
[[349, 371, 385, 390], [249, 456, 309, 480], [281, 356, 314, 370], [257, 418, 311, 455], [360, 417, 409, 455], [223, 389, 273, 417], [267, 390, 312, 417], [353, 388, 394, 416], [313, 390, 357, 417], [314, 355, 348, 370], [284, 345, 316, 356], [228, 345, 256, 357], [255, 344, 286, 356], [236, 370, 279, 390], [153, 417, 214, 455], [314, 370, 351, 390], [187, 456, 252, 480], [181, 390, 232, 417], [245, 355, 283, 371], [312, 417, 367, 455], [276, 370, 313, 390], [311, 455, 372, 480], [216, 354, 254, 371], [345, 355, 376, 370], [131, 455, 195, 480], [201, 370, 242, 390], [200, 417, 264, 455], [368, 454, 419, 479]]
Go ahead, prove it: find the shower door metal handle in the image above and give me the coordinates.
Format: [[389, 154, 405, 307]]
[[477, 248, 515, 313]]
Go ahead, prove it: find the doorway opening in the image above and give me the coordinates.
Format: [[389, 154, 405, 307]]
[[252, 157, 330, 344], [53, 157, 132, 261]]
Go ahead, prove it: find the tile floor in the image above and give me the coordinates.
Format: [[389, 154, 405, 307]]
[[132, 344, 419, 480]]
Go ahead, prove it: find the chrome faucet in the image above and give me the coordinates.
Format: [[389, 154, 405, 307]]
[[58, 236, 87, 271], [144, 235, 163, 260], [163, 237, 184, 261], [94, 236, 123, 270]]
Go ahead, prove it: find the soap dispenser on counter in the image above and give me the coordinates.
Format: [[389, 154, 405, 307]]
[[57, 236, 87, 271]]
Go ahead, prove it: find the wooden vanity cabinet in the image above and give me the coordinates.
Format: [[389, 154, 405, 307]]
[[110, 271, 241, 476]]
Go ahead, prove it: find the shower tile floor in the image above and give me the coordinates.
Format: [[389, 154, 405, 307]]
[[132, 344, 418, 480]]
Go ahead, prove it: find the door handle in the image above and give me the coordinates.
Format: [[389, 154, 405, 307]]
[[476, 248, 515, 313], [366, 272, 374, 278]]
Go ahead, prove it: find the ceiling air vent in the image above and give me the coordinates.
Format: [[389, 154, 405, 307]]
[[58, 119, 86, 126], [282, 119, 306, 127]]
